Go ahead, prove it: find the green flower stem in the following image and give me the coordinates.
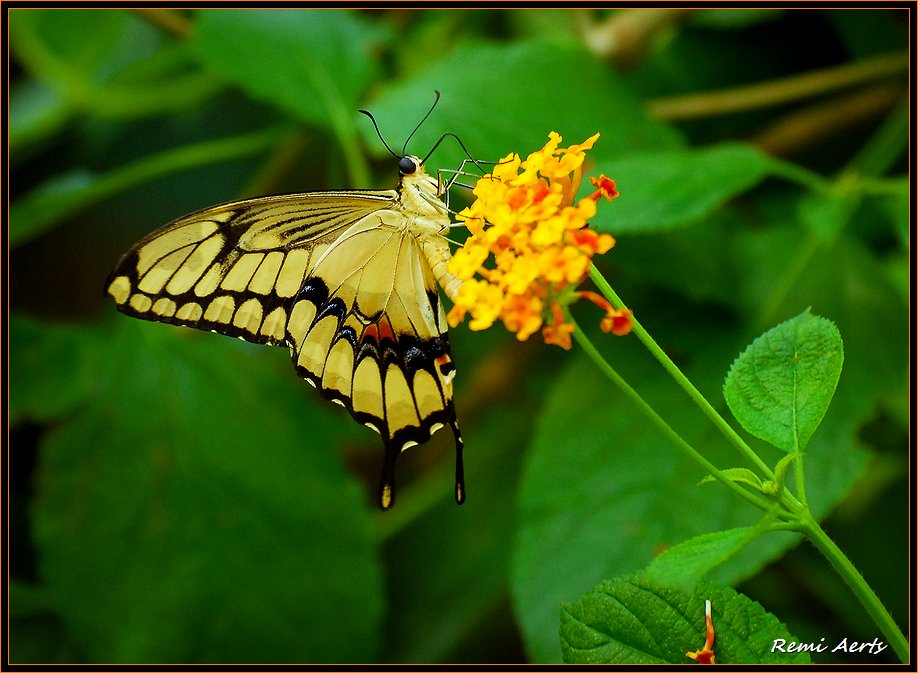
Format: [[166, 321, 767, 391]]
[[799, 514, 909, 662], [571, 319, 775, 515], [588, 265, 776, 482]]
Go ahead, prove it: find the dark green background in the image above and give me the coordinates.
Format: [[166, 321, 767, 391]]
[[9, 8, 909, 664]]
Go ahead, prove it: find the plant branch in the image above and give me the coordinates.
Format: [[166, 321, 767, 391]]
[[647, 51, 907, 120]]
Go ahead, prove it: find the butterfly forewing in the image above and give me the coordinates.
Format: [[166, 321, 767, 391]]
[[107, 167, 464, 509]]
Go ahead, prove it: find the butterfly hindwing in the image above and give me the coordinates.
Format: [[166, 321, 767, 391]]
[[283, 213, 461, 509]]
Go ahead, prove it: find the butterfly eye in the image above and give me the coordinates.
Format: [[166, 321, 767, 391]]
[[399, 156, 419, 175]]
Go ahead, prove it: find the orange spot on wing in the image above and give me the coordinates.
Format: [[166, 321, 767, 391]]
[[363, 324, 378, 342], [362, 318, 396, 345], [377, 317, 395, 342]]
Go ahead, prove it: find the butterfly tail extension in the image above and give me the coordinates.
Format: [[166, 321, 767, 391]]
[[378, 442, 400, 510], [452, 418, 466, 505], [377, 418, 463, 510]]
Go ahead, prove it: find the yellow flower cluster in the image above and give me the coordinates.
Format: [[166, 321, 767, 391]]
[[447, 132, 632, 349]]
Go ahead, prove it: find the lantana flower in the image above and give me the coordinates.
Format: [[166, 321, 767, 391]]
[[686, 599, 716, 664], [447, 132, 632, 349]]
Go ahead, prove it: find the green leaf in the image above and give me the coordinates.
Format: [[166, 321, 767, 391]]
[[10, 10, 220, 119], [700, 467, 764, 490], [194, 10, 384, 130], [646, 527, 760, 587], [771, 451, 799, 491], [9, 80, 71, 151], [593, 143, 773, 234], [10, 316, 104, 424], [723, 309, 844, 452], [560, 575, 810, 664], [10, 9, 134, 84], [31, 317, 382, 662], [363, 39, 683, 174]]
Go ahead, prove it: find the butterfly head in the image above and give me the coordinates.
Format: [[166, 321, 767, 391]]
[[398, 154, 442, 203], [398, 155, 422, 176]]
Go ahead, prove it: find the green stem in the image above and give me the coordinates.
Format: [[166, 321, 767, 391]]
[[767, 158, 835, 193], [571, 319, 776, 514], [847, 96, 909, 177], [588, 265, 776, 481], [857, 177, 908, 197], [752, 230, 824, 329], [10, 125, 291, 248], [791, 389, 809, 509], [800, 516, 909, 662], [793, 453, 809, 510], [647, 51, 907, 120]]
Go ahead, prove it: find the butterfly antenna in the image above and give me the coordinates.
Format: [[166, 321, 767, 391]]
[[358, 108, 399, 160], [399, 90, 442, 156], [422, 131, 488, 175]]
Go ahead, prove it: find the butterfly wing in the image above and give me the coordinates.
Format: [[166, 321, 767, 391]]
[[107, 188, 463, 509], [285, 215, 462, 508], [107, 190, 397, 346]]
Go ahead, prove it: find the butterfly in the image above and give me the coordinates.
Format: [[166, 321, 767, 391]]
[[106, 108, 472, 510]]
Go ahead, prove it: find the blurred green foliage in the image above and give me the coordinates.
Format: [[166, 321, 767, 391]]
[[9, 8, 908, 664]]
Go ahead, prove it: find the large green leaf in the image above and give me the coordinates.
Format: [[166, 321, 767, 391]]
[[592, 143, 773, 234], [10, 317, 104, 424], [25, 316, 382, 662], [194, 10, 385, 131], [379, 396, 531, 662], [362, 39, 683, 175], [561, 575, 810, 664]]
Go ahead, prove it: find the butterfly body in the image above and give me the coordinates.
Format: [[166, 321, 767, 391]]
[[107, 156, 465, 509]]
